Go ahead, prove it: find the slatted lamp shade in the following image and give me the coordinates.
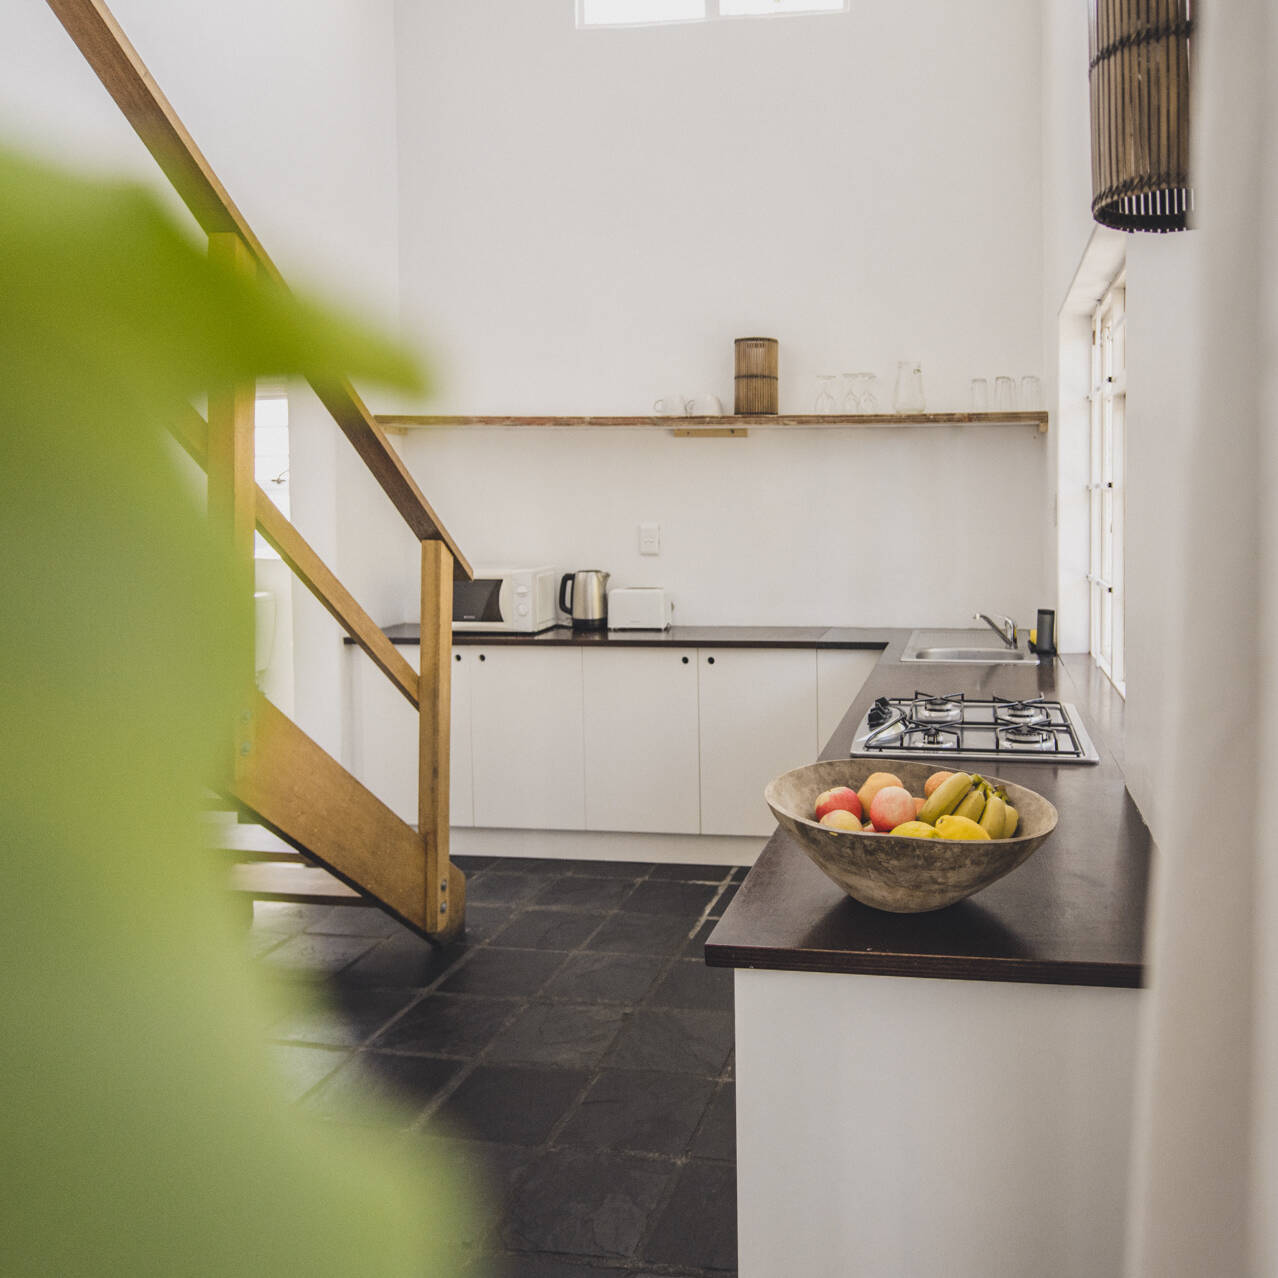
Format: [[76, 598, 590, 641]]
[[1088, 0, 1193, 232]]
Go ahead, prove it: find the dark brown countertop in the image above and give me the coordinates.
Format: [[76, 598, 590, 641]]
[[379, 623, 898, 650], [704, 651, 1151, 989]]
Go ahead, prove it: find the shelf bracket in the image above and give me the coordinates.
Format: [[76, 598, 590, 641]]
[[671, 427, 750, 438]]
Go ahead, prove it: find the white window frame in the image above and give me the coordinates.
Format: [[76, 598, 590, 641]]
[[1088, 273, 1126, 695], [577, 0, 847, 29]]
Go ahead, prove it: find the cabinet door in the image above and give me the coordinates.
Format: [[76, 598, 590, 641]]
[[346, 645, 475, 828], [470, 646, 586, 830], [699, 649, 818, 836], [583, 648, 700, 834], [449, 648, 475, 827], [816, 648, 880, 747]]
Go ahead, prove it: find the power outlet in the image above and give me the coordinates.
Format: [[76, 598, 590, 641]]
[[639, 522, 661, 556]]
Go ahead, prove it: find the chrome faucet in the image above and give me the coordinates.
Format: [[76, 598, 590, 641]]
[[974, 612, 1018, 649]]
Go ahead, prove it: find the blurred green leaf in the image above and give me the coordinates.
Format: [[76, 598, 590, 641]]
[[0, 146, 468, 1276]]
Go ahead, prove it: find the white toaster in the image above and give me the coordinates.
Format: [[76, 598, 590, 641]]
[[608, 587, 673, 631]]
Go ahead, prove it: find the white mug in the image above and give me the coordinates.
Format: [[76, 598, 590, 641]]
[[653, 396, 687, 416], [685, 393, 723, 416]]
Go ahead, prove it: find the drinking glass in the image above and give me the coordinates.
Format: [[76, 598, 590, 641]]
[[840, 374, 860, 413], [893, 361, 925, 414], [993, 376, 1016, 411], [970, 378, 989, 411], [855, 373, 880, 414], [1019, 376, 1042, 410], [814, 375, 839, 414]]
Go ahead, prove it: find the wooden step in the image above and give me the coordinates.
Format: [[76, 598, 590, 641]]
[[203, 820, 304, 863], [229, 860, 363, 905]]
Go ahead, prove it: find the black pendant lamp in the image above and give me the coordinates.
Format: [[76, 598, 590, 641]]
[[1088, 0, 1194, 232]]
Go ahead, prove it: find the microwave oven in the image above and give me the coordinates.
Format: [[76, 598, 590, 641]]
[[452, 566, 559, 633]]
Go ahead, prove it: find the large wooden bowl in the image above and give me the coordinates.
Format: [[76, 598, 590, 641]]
[[765, 759, 1058, 913]]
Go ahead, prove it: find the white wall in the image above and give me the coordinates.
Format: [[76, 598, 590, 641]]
[[1038, 0, 1200, 843], [390, 0, 1049, 628], [0, 0, 413, 757]]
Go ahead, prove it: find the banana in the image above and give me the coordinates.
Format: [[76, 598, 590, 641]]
[[979, 792, 1007, 838], [1003, 804, 1019, 837], [954, 787, 986, 824], [916, 771, 974, 826]]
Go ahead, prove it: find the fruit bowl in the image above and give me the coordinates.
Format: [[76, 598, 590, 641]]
[[764, 759, 1058, 913]]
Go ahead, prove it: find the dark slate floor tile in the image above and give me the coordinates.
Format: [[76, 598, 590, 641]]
[[491, 908, 605, 952], [581, 910, 697, 956], [618, 880, 720, 917], [530, 875, 636, 911], [557, 1068, 715, 1156], [708, 884, 740, 917], [259, 932, 378, 975], [304, 1050, 460, 1126], [459, 904, 514, 946], [561, 859, 652, 879], [451, 855, 497, 872], [437, 947, 567, 997], [246, 929, 290, 959], [500, 1148, 671, 1261], [642, 1159, 737, 1272], [729, 864, 751, 883], [681, 916, 718, 955], [430, 1064, 589, 1146], [691, 1082, 737, 1161], [648, 862, 730, 882], [304, 904, 407, 937], [336, 932, 466, 988], [371, 993, 518, 1058], [485, 1003, 629, 1069], [541, 951, 666, 1005], [467, 873, 544, 906], [269, 986, 421, 1047], [419, 1138, 538, 1254], [649, 958, 735, 1012], [466, 1251, 622, 1278], [265, 1042, 350, 1102], [604, 1009, 734, 1076]]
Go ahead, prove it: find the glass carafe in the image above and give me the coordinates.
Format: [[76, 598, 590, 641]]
[[893, 361, 925, 414]]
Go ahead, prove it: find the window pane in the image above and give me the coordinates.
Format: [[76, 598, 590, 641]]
[[580, 0, 705, 25], [721, 0, 846, 13]]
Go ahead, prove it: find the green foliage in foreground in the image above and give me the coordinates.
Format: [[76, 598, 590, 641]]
[[0, 147, 471, 1276]]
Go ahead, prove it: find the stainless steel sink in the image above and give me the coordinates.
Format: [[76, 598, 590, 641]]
[[901, 629, 1040, 665]]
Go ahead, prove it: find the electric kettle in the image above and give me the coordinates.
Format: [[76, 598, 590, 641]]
[[559, 570, 610, 631]]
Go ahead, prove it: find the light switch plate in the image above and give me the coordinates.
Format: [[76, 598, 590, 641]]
[[639, 522, 661, 556]]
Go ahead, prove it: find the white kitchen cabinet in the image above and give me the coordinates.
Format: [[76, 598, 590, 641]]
[[816, 648, 879, 746], [698, 648, 818, 836], [468, 646, 586, 830], [582, 647, 700, 834], [347, 645, 475, 828]]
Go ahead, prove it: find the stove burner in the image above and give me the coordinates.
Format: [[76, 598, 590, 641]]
[[999, 724, 1056, 750], [914, 696, 963, 724], [994, 699, 1049, 727], [902, 723, 961, 749]]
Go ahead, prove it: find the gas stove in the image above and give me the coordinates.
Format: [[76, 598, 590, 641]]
[[849, 692, 1101, 765]]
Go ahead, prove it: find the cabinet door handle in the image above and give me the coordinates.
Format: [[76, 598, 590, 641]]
[[478, 653, 486, 662], [706, 655, 715, 664], [681, 656, 689, 664], [454, 653, 462, 662]]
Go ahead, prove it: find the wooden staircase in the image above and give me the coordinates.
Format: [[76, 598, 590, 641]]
[[50, 0, 470, 941]]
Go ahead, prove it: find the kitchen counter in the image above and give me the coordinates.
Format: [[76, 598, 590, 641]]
[[381, 622, 897, 650], [705, 642, 1150, 988]]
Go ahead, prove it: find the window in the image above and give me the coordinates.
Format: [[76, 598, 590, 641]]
[[1088, 275, 1125, 694], [578, 0, 845, 28]]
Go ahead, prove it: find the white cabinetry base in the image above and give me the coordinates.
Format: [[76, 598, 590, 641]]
[[451, 826, 764, 867], [735, 968, 1141, 1278]]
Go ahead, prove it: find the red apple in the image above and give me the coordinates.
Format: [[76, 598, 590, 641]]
[[814, 786, 862, 822], [819, 809, 862, 831], [870, 785, 917, 832], [857, 771, 903, 812]]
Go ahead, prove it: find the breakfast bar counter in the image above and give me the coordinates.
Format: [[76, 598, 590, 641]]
[[705, 645, 1152, 1278]]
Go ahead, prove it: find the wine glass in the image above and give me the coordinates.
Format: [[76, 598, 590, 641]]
[[840, 374, 861, 413], [893, 361, 925, 414], [855, 372, 880, 414], [814, 375, 839, 414]]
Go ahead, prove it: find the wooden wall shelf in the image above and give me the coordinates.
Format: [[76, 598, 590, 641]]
[[376, 412, 1049, 436]]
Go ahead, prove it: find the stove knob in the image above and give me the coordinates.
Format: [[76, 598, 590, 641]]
[[867, 697, 893, 728]]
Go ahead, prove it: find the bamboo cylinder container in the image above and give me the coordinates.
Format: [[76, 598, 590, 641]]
[[734, 337, 778, 415]]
